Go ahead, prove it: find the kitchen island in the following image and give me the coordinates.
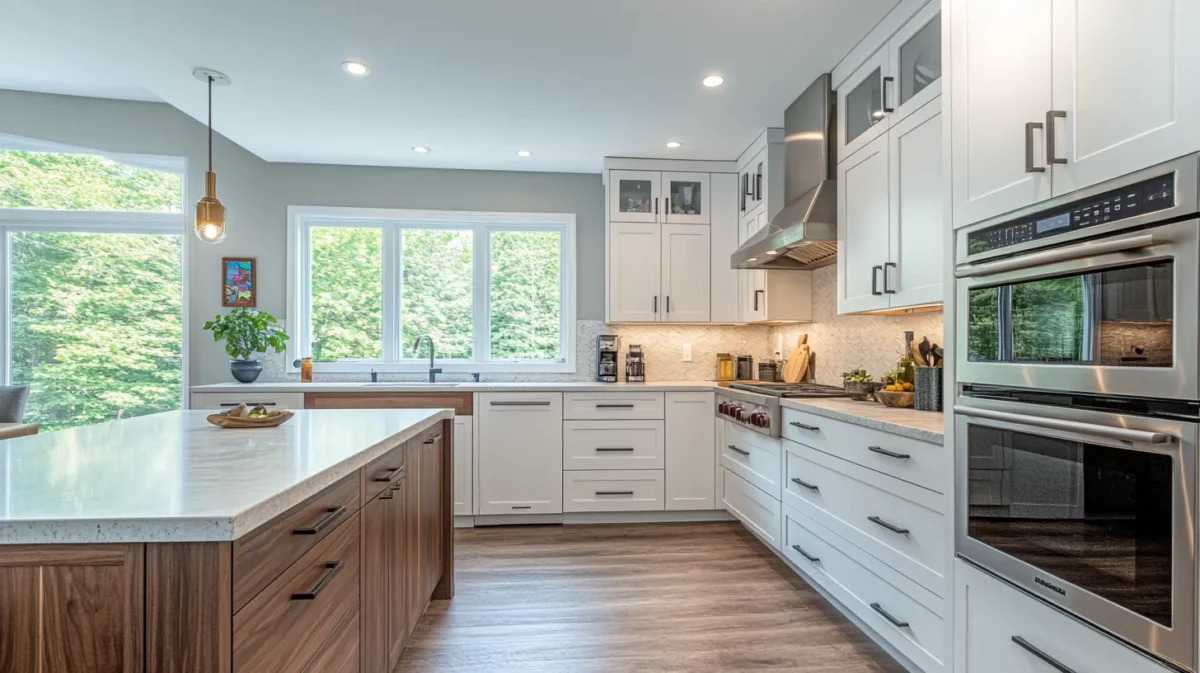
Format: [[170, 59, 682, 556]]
[[0, 408, 454, 673]]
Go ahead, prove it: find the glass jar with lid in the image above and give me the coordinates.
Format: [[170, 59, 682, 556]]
[[716, 353, 735, 382]]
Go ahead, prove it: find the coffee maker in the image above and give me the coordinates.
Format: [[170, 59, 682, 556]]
[[597, 335, 620, 383], [625, 344, 646, 383]]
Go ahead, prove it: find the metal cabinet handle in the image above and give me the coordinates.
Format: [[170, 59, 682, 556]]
[[882, 76, 895, 113], [871, 265, 883, 296], [595, 490, 634, 496], [654, 295, 658, 314], [870, 602, 909, 628], [755, 162, 763, 201], [753, 289, 764, 311], [666, 295, 670, 313], [595, 447, 634, 452], [954, 232, 1156, 279], [1012, 636, 1077, 673], [655, 197, 659, 216], [292, 506, 347, 535], [868, 446, 910, 460], [727, 445, 750, 456], [868, 515, 910, 535], [220, 402, 276, 407], [1025, 121, 1045, 173], [372, 466, 404, 482], [1046, 110, 1067, 165], [740, 173, 749, 212], [379, 491, 394, 500], [953, 405, 1172, 444], [791, 477, 820, 492], [422, 433, 441, 445], [291, 561, 345, 600], [490, 400, 552, 407], [596, 404, 635, 409], [789, 421, 820, 432], [791, 544, 820, 563], [511, 505, 532, 510], [883, 262, 896, 294]]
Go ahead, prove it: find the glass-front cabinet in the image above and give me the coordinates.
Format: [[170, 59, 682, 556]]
[[609, 170, 660, 223], [839, 49, 890, 158], [663, 172, 710, 224]]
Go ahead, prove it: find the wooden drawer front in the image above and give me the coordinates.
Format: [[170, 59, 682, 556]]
[[361, 443, 407, 502], [233, 473, 360, 613], [192, 392, 306, 410], [783, 441, 945, 593], [783, 507, 945, 672], [956, 561, 1176, 673], [562, 470, 665, 512], [720, 423, 782, 501], [781, 407, 947, 494], [234, 510, 360, 673], [563, 392, 665, 420], [305, 391, 472, 416], [722, 468, 781, 550], [563, 420, 664, 470], [301, 599, 359, 673]]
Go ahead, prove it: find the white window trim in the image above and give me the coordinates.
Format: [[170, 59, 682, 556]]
[[287, 205, 576, 374]]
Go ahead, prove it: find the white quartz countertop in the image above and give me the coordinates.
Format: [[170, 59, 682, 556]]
[[780, 398, 944, 445], [191, 380, 722, 393], [0, 409, 451, 544]]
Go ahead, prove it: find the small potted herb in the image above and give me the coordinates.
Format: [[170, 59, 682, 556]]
[[842, 369, 876, 401], [203, 308, 289, 383]]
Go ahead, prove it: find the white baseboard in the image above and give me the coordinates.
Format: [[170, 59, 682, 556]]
[[454, 515, 475, 529], [464, 510, 734, 528], [472, 513, 564, 526]]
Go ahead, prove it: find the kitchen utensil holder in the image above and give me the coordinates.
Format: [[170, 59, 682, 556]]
[[914, 367, 943, 411]]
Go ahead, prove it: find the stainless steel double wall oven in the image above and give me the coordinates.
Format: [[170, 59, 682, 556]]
[[954, 153, 1200, 671]]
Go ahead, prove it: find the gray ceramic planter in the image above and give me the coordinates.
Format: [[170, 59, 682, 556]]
[[230, 359, 263, 384]]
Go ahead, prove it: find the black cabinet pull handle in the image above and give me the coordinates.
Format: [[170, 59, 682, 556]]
[[871, 265, 883, 295], [379, 491, 394, 500], [868, 515, 910, 535], [490, 400, 551, 407], [666, 295, 670, 313], [791, 544, 820, 563], [596, 404, 635, 409], [292, 505, 347, 535], [727, 445, 750, 456], [1046, 110, 1067, 165], [1012, 636, 1077, 673], [791, 477, 820, 492], [868, 445, 910, 460], [755, 162, 763, 201], [654, 295, 658, 313], [511, 505, 533, 510], [220, 402, 276, 407], [372, 466, 404, 482], [422, 433, 441, 445], [870, 602, 909, 628], [1025, 121, 1046, 173], [595, 490, 634, 496], [596, 447, 635, 452], [753, 289, 764, 311], [883, 262, 897, 294], [882, 76, 895, 113], [790, 421, 820, 432], [291, 561, 344, 600], [655, 197, 659, 216]]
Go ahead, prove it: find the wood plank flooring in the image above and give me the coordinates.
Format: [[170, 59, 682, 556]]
[[395, 522, 905, 672]]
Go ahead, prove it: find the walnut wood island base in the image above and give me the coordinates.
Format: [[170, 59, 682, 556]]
[[0, 409, 455, 673]]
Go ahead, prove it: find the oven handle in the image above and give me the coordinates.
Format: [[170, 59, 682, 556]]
[[954, 406, 1173, 444], [954, 232, 1156, 279]]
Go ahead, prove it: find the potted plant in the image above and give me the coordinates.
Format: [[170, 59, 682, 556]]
[[203, 308, 289, 383]]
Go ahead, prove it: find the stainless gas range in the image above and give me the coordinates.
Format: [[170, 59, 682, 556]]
[[715, 382, 846, 437]]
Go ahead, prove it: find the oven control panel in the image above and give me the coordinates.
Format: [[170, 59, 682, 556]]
[[967, 173, 1175, 255]]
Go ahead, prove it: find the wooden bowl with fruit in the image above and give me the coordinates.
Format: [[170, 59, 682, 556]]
[[876, 375, 915, 408], [207, 403, 294, 429]]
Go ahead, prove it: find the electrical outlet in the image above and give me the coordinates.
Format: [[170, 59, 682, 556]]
[[683, 343, 693, 362]]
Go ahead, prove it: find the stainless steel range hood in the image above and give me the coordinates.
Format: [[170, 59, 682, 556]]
[[731, 74, 838, 270]]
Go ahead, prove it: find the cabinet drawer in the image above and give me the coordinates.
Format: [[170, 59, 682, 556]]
[[232, 472, 360, 613], [361, 442, 407, 502], [722, 468, 781, 550], [721, 423, 782, 501], [784, 507, 945, 672], [477, 393, 563, 515], [234, 510, 360, 673], [301, 599, 359, 673], [783, 441, 945, 593], [563, 420, 664, 470], [191, 392, 306, 410], [563, 392, 665, 420], [782, 407, 947, 494], [956, 561, 1176, 673], [562, 470, 665, 512]]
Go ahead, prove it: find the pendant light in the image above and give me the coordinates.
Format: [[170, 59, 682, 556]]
[[193, 68, 231, 243]]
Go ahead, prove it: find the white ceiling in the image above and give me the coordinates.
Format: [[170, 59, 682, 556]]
[[1, 0, 897, 173]]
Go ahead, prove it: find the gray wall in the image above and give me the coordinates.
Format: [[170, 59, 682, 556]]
[[0, 89, 604, 384]]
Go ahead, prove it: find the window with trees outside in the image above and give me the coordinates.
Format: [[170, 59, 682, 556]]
[[289, 206, 575, 374], [0, 135, 185, 431]]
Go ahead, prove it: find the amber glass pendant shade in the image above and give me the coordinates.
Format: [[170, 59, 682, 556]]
[[195, 171, 227, 243]]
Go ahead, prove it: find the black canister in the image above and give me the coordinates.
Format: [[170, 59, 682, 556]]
[[735, 355, 754, 380]]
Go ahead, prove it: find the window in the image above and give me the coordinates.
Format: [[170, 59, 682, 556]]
[[289, 206, 574, 373], [0, 135, 185, 431]]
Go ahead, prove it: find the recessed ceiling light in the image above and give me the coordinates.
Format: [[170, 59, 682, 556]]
[[341, 61, 371, 77], [702, 75, 725, 88], [766, 250, 778, 255], [665, 141, 682, 149], [517, 150, 532, 157], [411, 146, 431, 154]]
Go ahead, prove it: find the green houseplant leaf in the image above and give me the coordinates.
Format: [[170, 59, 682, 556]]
[[203, 308, 290, 361]]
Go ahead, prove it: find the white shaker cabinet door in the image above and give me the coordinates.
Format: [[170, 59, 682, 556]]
[[609, 170, 660, 223], [888, 98, 944, 309], [660, 224, 711, 323], [838, 135, 891, 314], [453, 416, 473, 516], [1050, 0, 1200, 195], [476, 393, 563, 515], [608, 222, 661, 322], [665, 392, 716, 510], [950, 0, 1052, 228]]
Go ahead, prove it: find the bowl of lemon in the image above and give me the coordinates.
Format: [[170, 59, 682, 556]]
[[875, 373, 915, 408]]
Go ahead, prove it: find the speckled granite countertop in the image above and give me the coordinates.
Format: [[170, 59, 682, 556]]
[[780, 398, 944, 445], [0, 409, 451, 544]]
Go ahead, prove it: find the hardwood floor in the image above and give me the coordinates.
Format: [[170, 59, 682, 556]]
[[395, 522, 905, 672]]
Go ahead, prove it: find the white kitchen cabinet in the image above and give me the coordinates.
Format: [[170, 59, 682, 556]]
[[1049, 0, 1200, 195], [737, 129, 785, 232], [887, 99, 944, 308], [661, 224, 710, 322], [955, 560, 1174, 673], [664, 392, 716, 510], [476, 393, 563, 515], [453, 416, 473, 516], [562, 470, 665, 513], [563, 420, 664, 471], [737, 208, 812, 324], [950, 0, 1053, 228], [722, 468, 782, 550], [609, 170, 660, 223], [838, 135, 892, 314], [839, 46, 891, 160], [662, 172, 710, 224], [190, 391, 306, 410], [709, 172, 741, 324], [608, 222, 661, 322]]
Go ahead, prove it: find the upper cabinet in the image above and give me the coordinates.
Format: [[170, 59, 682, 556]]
[[663, 172, 710, 225], [950, 0, 1200, 228], [609, 170, 710, 225]]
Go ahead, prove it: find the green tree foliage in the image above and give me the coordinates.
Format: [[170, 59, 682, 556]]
[[0, 150, 182, 212], [310, 226, 384, 360], [402, 229, 473, 359], [490, 230, 560, 360]]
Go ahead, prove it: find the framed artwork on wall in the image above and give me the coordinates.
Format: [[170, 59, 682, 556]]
[[222, 257, 256, 307]]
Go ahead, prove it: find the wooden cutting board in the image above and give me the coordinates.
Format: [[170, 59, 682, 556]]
[[782, 335, 810, 383]]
